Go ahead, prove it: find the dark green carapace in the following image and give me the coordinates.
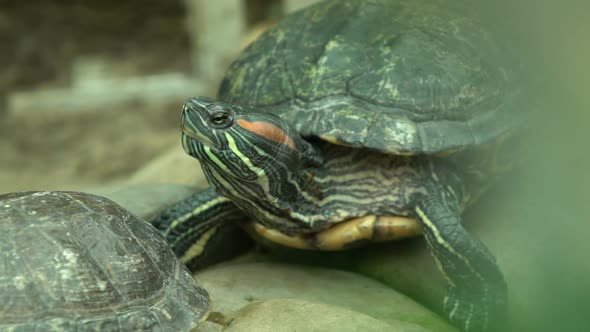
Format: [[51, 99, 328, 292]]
[[219, 0, 516, 155], [153, 0, 521, 331]]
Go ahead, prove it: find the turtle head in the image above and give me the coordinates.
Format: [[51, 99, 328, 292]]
[[181, 97, 321, 184]]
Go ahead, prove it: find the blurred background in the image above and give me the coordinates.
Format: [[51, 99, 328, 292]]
[[0, 0, 318, 192], [1, 0, 589, 330]]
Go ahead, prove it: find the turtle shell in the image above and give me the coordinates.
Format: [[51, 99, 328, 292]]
[[0, 191, 210, 331], [218, 0, 520, 154]]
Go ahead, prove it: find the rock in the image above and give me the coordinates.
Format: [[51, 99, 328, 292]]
[[129, 144, 208, 187], [196, 262, 455, 332], [224, 299, 406, 332]]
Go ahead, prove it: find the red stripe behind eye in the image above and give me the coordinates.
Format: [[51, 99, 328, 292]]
[[236, 119, 297, 150]]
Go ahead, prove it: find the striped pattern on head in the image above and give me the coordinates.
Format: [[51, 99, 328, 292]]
[[180, 97, 314, 224]]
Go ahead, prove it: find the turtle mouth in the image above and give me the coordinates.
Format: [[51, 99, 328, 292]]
[[181, 129, 220, 150]]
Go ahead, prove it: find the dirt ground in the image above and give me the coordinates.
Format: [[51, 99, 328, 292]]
[[0, 99, 186, 193]]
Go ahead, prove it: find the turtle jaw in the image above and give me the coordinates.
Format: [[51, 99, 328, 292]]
[[181, 128, 220, 152], [181, 132, 216, 161]]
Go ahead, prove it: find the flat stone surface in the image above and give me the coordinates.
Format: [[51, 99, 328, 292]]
[[196, 262, 455, 332], [225, 299, 413, 332]]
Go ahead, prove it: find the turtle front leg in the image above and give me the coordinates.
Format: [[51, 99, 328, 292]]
[[151, 187, 252, 271], [413, 180, 507, 331]]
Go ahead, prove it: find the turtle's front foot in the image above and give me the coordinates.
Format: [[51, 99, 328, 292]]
[[413, 177, 508, 331], [444, 281, 507, 331]]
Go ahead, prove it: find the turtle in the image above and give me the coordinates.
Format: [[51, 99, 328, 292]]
[[0, 191, 210, 331], [152, 0, 522, 330]]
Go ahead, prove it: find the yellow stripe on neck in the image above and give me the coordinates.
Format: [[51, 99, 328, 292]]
[[165, 196, 227, 236], [180, 225, 219, 263]]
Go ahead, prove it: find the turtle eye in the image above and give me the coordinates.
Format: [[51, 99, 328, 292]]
[[208, 111, 233, 129]]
